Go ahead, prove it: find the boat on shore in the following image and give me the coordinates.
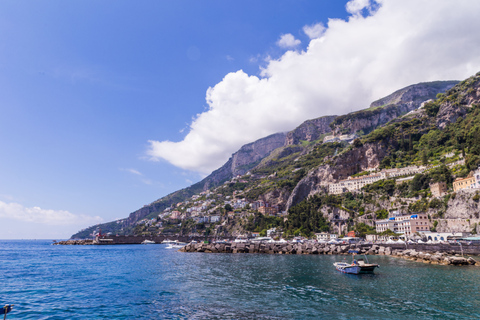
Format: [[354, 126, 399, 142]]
[[334, 250, 379, 274]]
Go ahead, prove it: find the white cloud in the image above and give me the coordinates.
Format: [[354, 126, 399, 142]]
[[303, 23, 326, 39], [276, 33, 301, 48], [346, 0, 374, 15], [148, 0, 480, 175], [0, 201, 103, 226]]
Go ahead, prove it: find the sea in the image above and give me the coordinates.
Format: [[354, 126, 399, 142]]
[[1, 240, 479, 319]]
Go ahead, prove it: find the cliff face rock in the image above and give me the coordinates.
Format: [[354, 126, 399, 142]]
[[436, 76, 480, 129], [261, 188, 291, 212], [443, 189, 480, 220], [203, 132, 287, 189], [285, 115, 336, 145], [286, 142, 388, 209], [331, 81, 458, 135], [370, 81, 458, 109]]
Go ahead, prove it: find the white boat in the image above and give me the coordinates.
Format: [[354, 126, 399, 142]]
[[165, 240, 187, 249], [162, 239, 175, 244], [334, 250, 379, 274], [141, 239, 155, 244]]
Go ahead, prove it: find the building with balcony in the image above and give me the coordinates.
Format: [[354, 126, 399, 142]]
[[375, 213, 431, 238]]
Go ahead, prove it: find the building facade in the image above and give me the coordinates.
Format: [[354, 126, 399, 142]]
[[453, 174, 476, 192], [375, 213, 431, 237], [430, 181, 447, 197]]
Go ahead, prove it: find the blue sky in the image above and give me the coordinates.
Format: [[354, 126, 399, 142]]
[[0, 0, 348, 238], [2, 0, 480, 239]]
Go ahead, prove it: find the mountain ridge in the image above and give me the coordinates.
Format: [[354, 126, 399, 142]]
[[71, 79, 462, 239]]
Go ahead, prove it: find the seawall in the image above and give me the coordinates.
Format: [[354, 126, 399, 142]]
[[180, 242, 480, 266]]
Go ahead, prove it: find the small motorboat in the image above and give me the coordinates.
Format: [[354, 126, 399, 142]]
[[141, 239, 155, 244], [334, 250, 379, 274]]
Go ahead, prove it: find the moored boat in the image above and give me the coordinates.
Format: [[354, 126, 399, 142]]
[[334, 250, 379, 274], [166, 240, 187, 249], [141, 239, 155, 244]]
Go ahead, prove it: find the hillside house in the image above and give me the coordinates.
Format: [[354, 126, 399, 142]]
[[453, 173, 476, 192], [430, 182, 447, 197]]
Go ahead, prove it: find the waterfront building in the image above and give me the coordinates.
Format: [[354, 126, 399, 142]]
[[419, 231, 470, 241], [347, 230, 356, 237], [375, 213, 431, 237], [430, 181, 447, 197], [315, 232, 337, 241], [267, 227, 277, 237]]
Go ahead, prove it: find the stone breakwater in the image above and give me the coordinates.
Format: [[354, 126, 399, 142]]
[[53, 239, 96, 245], [180, 242, 480, 266]]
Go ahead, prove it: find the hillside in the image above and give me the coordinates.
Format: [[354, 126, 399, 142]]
[[71, 77, 469, 239]]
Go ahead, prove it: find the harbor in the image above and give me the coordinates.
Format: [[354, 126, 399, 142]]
[[3, 239, 480, 319], [53, 234, 480, 267]]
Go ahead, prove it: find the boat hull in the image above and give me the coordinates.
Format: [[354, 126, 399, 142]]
[[334, 263, 378, 274]]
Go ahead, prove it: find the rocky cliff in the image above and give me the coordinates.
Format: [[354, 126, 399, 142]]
[[436, 77, 480, 129], [202, 132, 287, 189], [331, 81, 458, 135], [285, 115, 336, 145], [286, 141, 389, 209], [370, 81, 458, 109]]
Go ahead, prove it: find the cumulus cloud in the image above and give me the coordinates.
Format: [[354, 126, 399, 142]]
[[0, 201, 103, 226], [148, 0, 480, 175], [303, 23, 326, 39], [346, 0, 378, 15], [276, 33, 301, 48]]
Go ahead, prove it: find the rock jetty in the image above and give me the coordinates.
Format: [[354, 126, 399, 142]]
[[180, 242, 479, 266], [53, 239, 95, 245]]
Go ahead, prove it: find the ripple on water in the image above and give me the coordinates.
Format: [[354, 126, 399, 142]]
[[1, 241, 480, 319]]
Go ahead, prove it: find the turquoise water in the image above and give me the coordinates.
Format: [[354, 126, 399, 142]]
[[1, 240, 479, 319]]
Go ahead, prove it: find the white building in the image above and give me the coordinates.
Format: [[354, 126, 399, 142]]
[[323, 135, 340, 143], [267, 227, 277, 237], [315, 232, 337, 241], [329, 172, 387, 194], [376, 213, 431, 238]]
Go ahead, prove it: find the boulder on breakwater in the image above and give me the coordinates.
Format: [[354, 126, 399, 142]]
[[53, 239, 95, 245], [180, 242, 480, 266]]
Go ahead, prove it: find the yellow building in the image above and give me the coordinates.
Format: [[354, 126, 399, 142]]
[[453, 173, 476, 192]]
